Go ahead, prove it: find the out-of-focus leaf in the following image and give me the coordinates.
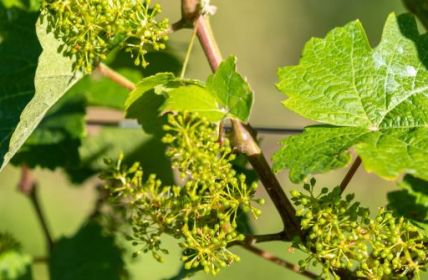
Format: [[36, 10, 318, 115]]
[[68, 69, 140, 110], [0, 251, 32, 280], [66, 127, 173, 185], [274, 13, 428, 183], [1, 0, 39, 11], [0, 233, 32, 280], [403, 0, 428, 30], [50, 222, 127, 280], [388, 175, 428, 232]]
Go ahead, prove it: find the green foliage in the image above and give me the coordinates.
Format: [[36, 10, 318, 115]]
[[50, 222, 127, 280], [206, 56, 254, 122], [0, 233, 32, 280], [125, 57, 253, 127], [102, 113, 263, 275], [161, 85, 226, 121], [66, 127, 173, 184], [388, 175, 428, 232], [273, 13, 428, 182], [292, 181, 428, 279], [11, 91, 86, 169], [0, 14, 82, 172], [161, 57, 254, 122], [40, 0, 169, 73], [403, 0, 428, 30], [1, 0, 39, 10]]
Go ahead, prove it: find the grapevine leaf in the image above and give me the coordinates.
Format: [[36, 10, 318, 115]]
[[161, 85, 226, 121], [273, 127, 368, 183], [388, 175, 428, 231], [0, 15, 83, 172], [206, 56, 254, 122], [274, 13, 428, 182], [125, 73, 175, 135], [50, 222, 127, 280]]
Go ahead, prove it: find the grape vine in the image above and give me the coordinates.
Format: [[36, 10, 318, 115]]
[[1, 0, 428, 279]]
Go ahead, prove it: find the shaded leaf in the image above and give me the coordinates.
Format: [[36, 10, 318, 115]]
[[69, 68, 140, 110], [388, 175, 428, 232], [403, 0, 428, 30], [125, 73, 175, 136], [274, 13, 428, 182], [11, 91, 86, 169], [65, 127, 173, 185], [50, 222, 127, 280]]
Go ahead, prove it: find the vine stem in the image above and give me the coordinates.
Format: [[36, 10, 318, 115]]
[[339, 156, 362, 194], [192, 12, 301, 239], [95, 0, 301, 240], [180, 26, 198, 78], [238, 243, 317, 279], [18, 165, 53, 251], [96, 63, 135, 91]]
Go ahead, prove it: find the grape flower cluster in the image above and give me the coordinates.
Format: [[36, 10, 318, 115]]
[[291, 179, 428, 279], [102, 113, 263, 275], [41, 0, 169, 72]]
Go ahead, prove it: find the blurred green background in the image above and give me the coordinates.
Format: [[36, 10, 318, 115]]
[[1, 0, 420, 279]]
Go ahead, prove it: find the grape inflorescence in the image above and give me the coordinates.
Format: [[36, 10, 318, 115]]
[[102, 113, 263, 275], [291, 179, 428, 279], [41, 0, 169, 73]]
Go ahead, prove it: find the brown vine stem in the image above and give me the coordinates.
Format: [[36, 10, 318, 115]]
[[191, 10, 301, 239], [238, 243, 317, 279], [18, 165, 53, 251], [96, 0, 301, 240], [96, 63, 136, 91], [339, 156, 362, 194]]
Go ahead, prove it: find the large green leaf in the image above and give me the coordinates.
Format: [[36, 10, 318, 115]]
[[50, 222, 127, 280], [388, 175, 428, 232], [0, 12, 83, 171], [273, 13, 428, 182]]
